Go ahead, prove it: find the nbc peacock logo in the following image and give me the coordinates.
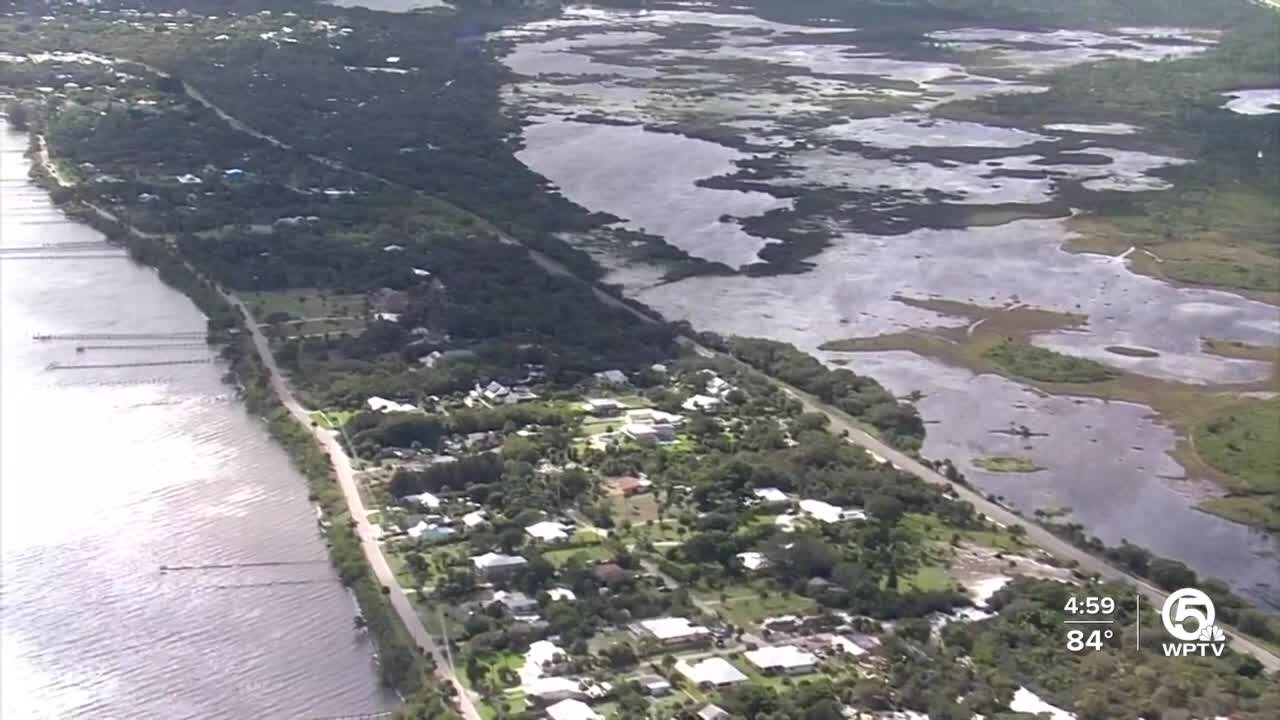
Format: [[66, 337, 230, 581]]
[[1161, 588, 1227, 657]]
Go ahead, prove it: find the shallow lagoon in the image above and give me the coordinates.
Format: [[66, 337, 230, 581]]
[[501, 4, 1280, 604]]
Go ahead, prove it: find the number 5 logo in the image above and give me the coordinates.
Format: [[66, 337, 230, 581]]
[[1161, 588, 1216, 642]]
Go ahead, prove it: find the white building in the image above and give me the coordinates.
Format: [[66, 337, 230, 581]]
[[625, 408, 685, 428], [547, 587, 576, 602], [676, 657, 747, 687], [406, 520, 454, 541], [593, 369, 629, 385], [461, 510, 487, 529], [470, 552, 527, 577], [682, 394, 721, 412], [752, 487, 789, 505], [744, 645, 819, 675], [545, 698, 601, 720], [623, 423, 676, 445], [799, 499, 866, 524], [525, 520, 571, 543], [404, 491, 441, 509], [366, 396, 417, 413], [737, 551, 770, 572], [581, 398, 623, 416], [636, 617, 711, 645], [705, 375, 734, 397], [493, 590, 538, 615]]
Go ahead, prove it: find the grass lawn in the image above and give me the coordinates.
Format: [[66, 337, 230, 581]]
[[310, 409, 357, 430], [275, 317, 366, 338], [903, 563, 953, 593], [243, 289, 367, 321], [543, 544, 614, 567], [611, 491, 661, 525], [580, 416, 623, 436], [625, 519, 686, 545], [709, 587, 816, 628], [903, 513, 1027, 553]]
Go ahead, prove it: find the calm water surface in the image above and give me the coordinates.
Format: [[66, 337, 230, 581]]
[[0, 123, 397, 719], [502, 6, 1280, 607]]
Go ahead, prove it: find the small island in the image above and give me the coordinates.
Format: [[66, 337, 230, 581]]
[[974, 455, 1047, 473]]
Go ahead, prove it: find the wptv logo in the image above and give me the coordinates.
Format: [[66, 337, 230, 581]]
[[1160, 588, 1227, 657]]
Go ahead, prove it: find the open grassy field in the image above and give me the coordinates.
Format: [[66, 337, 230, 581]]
[[310, 409, 357, 430], [610, 491, 662, 525], [242, 289, 368, 321], [542, 543, 614, 568], [700, 584, 817, 628]]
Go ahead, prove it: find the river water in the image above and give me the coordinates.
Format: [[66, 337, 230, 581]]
[[0, 123, 397, 718], [500, 5, 1280, 607]]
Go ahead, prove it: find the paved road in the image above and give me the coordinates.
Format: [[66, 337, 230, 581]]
[[232, 294, 485, 720], [76, 58, 1280, 676]]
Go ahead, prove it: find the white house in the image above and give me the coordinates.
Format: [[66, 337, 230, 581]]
[[525, 520, 571, 543], [682, 394, 721, 412], [524, 677, 586, 704], [752, 487, 789, 505], [461, 510, 487, 529], [737, 551, 769, 572], [623, 423, 676, 445], [404, 491, 441, 509], [593, 369, 629, 386], [636, 617, 710, 645], [581, 398, 623, 416], [625, 408, 685, 428], [676, 657, 747, 687], [799, 499, 866, 524], [744, 645, 818, 675], [366, 396, 417, 413], [493, 590, 538, 615], [705, 375, 734, 397], [471, 552, 527, 578], [547, 587, 576, 602], [545, 698, 601, 720]]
